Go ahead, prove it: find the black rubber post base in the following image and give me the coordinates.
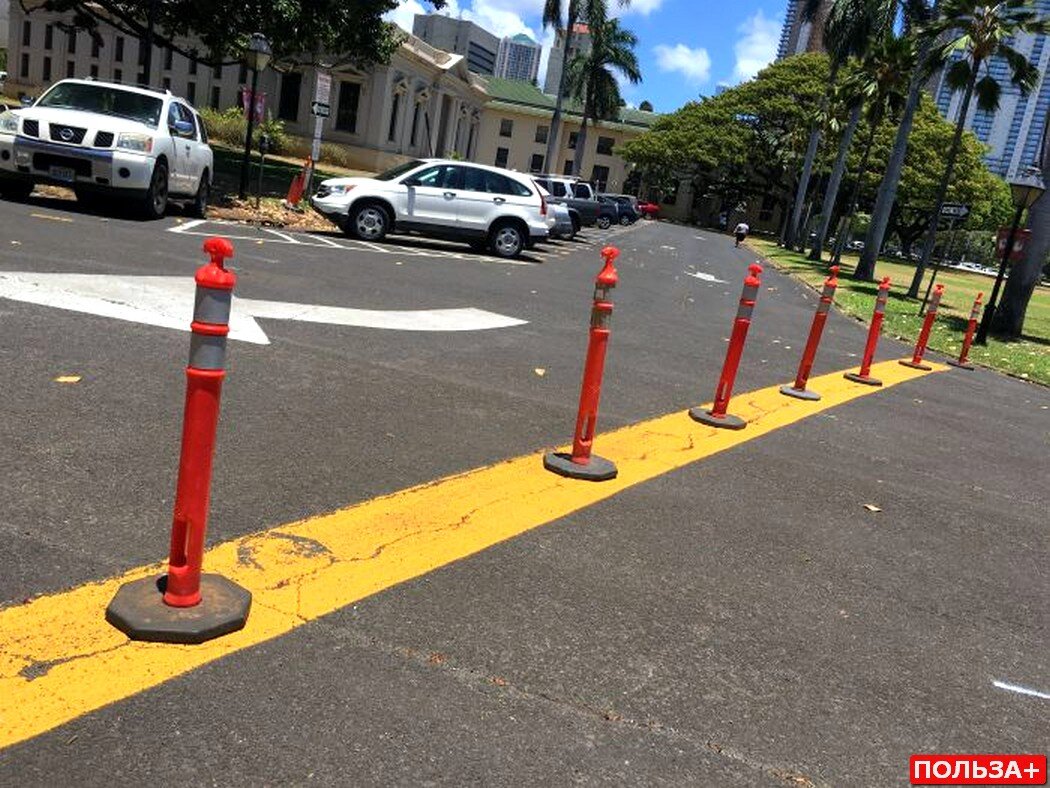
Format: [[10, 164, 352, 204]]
[[899, 359, 932, 371], [688, 408, 747, 430], [543, 452, 618, 481], [779, 384, 821, 401], [106, 573, 252, 645], [844, 372, 883, 387], [946, 359, 974, 370]]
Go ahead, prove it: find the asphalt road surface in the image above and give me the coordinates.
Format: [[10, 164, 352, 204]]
[[1, 195, 1048, 786]]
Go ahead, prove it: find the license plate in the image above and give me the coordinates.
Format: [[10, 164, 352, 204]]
[[49, 166, 76, 183]]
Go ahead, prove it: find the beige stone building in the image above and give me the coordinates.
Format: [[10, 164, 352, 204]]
[[4, 3, 656, 184]]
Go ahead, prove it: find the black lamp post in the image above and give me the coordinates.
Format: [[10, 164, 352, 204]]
[[975, 166, 1045, 345], [238, 33, 272, 200]]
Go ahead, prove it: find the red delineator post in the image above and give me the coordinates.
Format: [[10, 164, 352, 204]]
[[781, 265, 839, 401], [106, 237, 252, 644], [690, 263, 763, 430], [844, 276, 891, 387], [901, 283, 944, 370], [947, 292, 983, 370], [544, 246, 620, 481]]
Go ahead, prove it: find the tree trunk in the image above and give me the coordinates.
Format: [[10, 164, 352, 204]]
[[572, 111, 590, 177], [834, 118, 878, 269], [855, 38, 932, 282], [810, 102, 862, 261], [545, 12, 578, 174], [907, 64, 979, 298], [786, 66, 837, 250], [992, 113, 1050, 337]]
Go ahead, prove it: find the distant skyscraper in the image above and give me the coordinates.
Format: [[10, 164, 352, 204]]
[[412, 14, 500, 75], [495, 34, 541, 83], [930, 1, 1050, 178], [544, 24, 592, 94], [776, 0, 829, 59]]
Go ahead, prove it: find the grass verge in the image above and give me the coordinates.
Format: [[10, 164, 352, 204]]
[[748, 238, 1050, 387]]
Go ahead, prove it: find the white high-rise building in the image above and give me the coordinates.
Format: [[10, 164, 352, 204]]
[[495, 34, 541, 83], [543, 24, 591, 94]]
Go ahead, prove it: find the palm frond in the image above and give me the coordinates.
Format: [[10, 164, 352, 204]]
[[973, 73, 1001, 112], [944, 57, 973, 91]]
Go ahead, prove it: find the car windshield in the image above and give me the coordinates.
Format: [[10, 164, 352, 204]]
[[36, 83, 164, 127], [375, 159, 426, 182]]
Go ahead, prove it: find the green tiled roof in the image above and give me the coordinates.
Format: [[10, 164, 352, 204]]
[[480, 76, 659, 129]]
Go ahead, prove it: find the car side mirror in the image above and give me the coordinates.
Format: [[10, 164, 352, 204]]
[[171, 119, 195, 137], [402, 178, 418, 188], [20, 96, 33, 107]]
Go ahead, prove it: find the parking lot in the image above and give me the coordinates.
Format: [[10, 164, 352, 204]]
[[2, 193, 1049, 786]]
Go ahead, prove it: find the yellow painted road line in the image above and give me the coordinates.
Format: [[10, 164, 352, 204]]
[[29, 213, 74, 223], [0, 360, 944, 749]]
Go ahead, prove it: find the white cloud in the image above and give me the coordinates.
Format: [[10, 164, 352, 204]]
[[384, 0, 428, 32], [732, 10, 781, 82], [654, 43, 712, 84], [615, 0, 665, 15]]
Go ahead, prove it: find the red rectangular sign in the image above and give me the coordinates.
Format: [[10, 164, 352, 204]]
[[911, 755, 1047, 784]]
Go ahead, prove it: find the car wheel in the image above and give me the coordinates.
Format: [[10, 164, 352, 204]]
[[189, 172, 209, 219], [597, 216, 612, 230], [619, 215, 632, 226], [349, 202, 389, 241], [489, 221, 524, 259], [141, 160, 169, 220], [570, 215, 581, 235], [1, 181, 33, 201]]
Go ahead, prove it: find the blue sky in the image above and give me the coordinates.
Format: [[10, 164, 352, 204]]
[[385, 0, 788, 113]]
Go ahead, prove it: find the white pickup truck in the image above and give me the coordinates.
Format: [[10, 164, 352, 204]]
[[0, 78, 213, 218]]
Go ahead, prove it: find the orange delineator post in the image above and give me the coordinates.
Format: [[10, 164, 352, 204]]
[[948, 292, 983, 370], [781, 265, 839, 401], [844, 276, 891, 387], [900, 283, 944, 371]]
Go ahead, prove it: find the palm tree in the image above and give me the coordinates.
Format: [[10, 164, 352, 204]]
[[906, 0, 1048, 298], [566, 15, 641, 178], [542, 0, 631, 174], [785, 0, 893, 250], [854, 0, 936, 281], [829, 33, 915, 267]]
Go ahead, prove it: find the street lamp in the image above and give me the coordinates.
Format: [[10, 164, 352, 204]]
[[975, 166, 1045, 345], [238, 33, 272, 200]]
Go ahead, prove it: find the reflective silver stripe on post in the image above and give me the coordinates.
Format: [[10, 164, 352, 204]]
[[189, 333, 227, 370], [817, 285, 836, 313], [874, 297, 888, 314], [194, 286, 233, 325], [929, 292, 942, 312]]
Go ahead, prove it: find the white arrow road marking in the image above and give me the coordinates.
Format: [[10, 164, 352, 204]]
[[0, 272, 526, 344], [993, 680, 1050, 700], [685, 270, 727, 284]]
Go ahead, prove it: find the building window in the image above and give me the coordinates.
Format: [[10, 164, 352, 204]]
[[115, 37, 124, 62], [67, 29, 77, 54], [568, 132, 578, 149], [188, 53, 198, 76], [22, 20, 31, 47], [162, 77, 171, 91], [535, 125, 548, 144], [44, 25, 54, 50], [499, 119, 513, 138], [335, 82, 361, 133], [238, 64, 248, 84], [185, 82, 195, 104], [591, 165, 610, 191], [410, 104, 421, 146], [596, 136, 614, 156], [213, 63, 222, 79], [20, 54, 30, 79], [278, 72, 302, 121], [388, 93, 402, 142], [210, 85, 221, 109], [138, 41, 148, 66], [495, 147, 509, 168], [164, 47, 173, 71], [43, 57, 52, 81], [90, 64, 99, 78], [529, 153, 545, 173], [563, 159, 574, 175], [66, 61, 76, 78], [114, 68, 123, 83], [91, 38, 100, 58]]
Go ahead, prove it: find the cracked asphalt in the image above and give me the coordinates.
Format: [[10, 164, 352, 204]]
[[1, 194, 1048, 786]]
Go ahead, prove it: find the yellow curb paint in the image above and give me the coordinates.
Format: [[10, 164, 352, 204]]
[[0, 360, 944, 749], [29, 213, 74, 223]]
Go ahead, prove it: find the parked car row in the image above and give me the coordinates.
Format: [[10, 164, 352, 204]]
[[312, 162, 653, 259]]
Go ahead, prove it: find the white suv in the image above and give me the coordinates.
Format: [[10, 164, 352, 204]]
[[0, 79, 213, 219], [311, 159, 549, 259]]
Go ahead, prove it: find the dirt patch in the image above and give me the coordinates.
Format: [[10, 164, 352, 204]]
[[206, 196, 334, 232]]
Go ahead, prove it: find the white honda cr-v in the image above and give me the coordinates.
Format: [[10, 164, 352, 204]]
[[311, 159, 549, 259]]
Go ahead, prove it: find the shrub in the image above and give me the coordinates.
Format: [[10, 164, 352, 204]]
[[199, 106, 286, 154]]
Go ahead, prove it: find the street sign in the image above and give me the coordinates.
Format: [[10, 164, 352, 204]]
[[310, 101, 330, 118], [940, 203, 970, 219], [996, 227, 1032, 262], [314, 72, 331, 105]]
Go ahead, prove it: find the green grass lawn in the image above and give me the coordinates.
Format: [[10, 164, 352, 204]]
[[749, 237, 1050, 386]]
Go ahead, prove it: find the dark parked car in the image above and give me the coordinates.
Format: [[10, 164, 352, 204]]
[[600, 193, 641, 225], [595, 196, 623, 229]]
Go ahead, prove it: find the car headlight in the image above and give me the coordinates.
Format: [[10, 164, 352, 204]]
[[0, 112, 18, 134], [116, 133, 154, 153], [324, 184, 354, 195]]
